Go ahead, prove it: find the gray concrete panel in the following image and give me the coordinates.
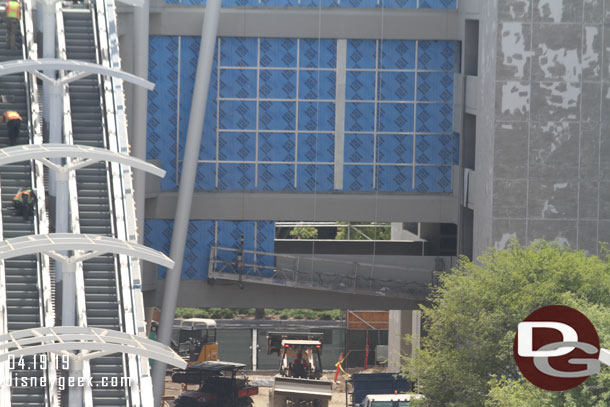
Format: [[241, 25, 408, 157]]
[[583, 25, 602, 81], [147, 7, 460, 40], [496, 81, 530, 121], [529, 122, 580, 179], [579, 181, 600, 219], [492, 219, 527, 250], [492, 179, 528, 218], [145, 191, 460, 223], [498, 0, 532, 22], [527, 219, 578, 247], [496, 22, 532, 80], [584, 0, 603, 23], [527, 180, 578, 220], [580, 123, 600, 179], [533, 0, 583, 23], [578, 220, 600, 254], [601, 123, 610, 179], [599, 183, 610, 219], [598, 220, 610, 247], [531, 23, 582, 82], [581, 82, 602, 122], [493, 122, 529, 179], [530, 81, 580, 122]]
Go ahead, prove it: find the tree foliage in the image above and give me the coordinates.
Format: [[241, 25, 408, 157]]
[[402, 240, 610, 407], [289, 226, 318, 239], [335, 222, 391, 240]]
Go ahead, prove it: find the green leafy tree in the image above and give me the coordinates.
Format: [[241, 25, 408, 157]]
[[335, 222, 391, 240], [289, 226, 318, 239], [402, 240, 610, 407]]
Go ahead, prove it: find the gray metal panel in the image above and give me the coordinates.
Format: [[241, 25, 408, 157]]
[[147, 7, 460, 40], [145, 191, 460, 223]]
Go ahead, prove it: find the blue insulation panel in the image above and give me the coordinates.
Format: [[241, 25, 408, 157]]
[[147, 36, 459, 193], [145, 220, 276, 280]]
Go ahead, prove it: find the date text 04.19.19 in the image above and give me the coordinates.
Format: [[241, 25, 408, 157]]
[[8, 354, 70, 370]]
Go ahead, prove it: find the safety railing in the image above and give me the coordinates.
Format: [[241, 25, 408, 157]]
[[96, 0, 152, 404], [55, 6, 94, 406], [208, 247, 433, 300], [23, 0, 57, 405]]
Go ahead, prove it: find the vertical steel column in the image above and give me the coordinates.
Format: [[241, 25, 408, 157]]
[[132, 0, 149, 244], [41, 1, 58, 194], [151, 0, 221, 404]]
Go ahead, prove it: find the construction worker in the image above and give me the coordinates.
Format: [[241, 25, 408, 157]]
[[291, 352, 310, 378], [1, 110, 21, 145], [12, 188, 36, 221], [3, 0, 20, 50]]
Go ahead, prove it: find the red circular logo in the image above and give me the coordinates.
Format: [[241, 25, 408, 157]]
[[513, 305, 599, 391]]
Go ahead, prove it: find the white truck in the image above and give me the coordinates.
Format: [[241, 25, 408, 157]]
[[359, 393, 424, 407]]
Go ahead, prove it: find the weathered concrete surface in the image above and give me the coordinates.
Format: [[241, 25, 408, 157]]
[[490, 0, 607, 255]]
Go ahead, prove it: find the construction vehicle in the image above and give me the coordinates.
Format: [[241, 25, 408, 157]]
[[358, 394, 424, 407], [267, 332, 333, 407], [146, 306, 219, 366], [172, 318, 219, 365], [171, 361, 258, 407]]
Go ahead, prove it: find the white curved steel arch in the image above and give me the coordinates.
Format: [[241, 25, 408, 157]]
[[0, 144, 165, 177], [0, 58, 154, 90], [0, 233, 174, 268], [0, 327, 186, 368]]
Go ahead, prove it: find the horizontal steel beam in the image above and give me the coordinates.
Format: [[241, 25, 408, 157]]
[[146, 7, 460, 40], [146, 191, 460, 223]]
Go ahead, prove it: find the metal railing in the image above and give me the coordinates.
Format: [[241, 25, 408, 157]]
[[208, 246, 433, 300], [95, 0, 149, 403], [94, 0, 152, 402]]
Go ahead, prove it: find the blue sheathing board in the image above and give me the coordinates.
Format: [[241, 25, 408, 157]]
[[344, 165, 374, 191], [146, 220, 276, 280], [258, 133, 296, 162], [256, 221, 275, 276], [149, 36, 459, 193], [376, 165, 414, 192], [297, 133, 334, 163], [147, 36, 179, 190], [297, 164, 334, 191], [376, 134, 413, 164], [144, 219, 215, 280], [298, 70, 336, 100], [258, 164, 296, 191], [345, 134, 374, 164]]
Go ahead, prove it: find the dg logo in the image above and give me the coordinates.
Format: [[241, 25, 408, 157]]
[[514, 305, 610, 391]]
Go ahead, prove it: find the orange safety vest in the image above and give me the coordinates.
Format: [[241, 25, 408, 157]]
[[3, 111, 21, 122], [5, 1, 20, 19]]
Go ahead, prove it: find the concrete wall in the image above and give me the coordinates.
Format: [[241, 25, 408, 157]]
[[490, 0, 608, 255]]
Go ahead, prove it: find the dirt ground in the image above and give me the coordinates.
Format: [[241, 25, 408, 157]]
[[164, 372, 351, 407]]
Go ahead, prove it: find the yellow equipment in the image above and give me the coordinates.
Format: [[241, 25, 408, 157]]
[[172, 318, 218, 365]]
